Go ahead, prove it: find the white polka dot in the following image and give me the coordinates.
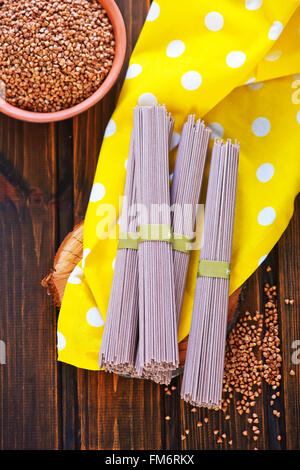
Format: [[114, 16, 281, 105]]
[[297, 110, 300, 124], [86, 307, 104, 327], [258, 254, 268, 266], [57, 332, 66, 351], [138, 93, 158, 106], [166, 40, 185, 58], [125, 158, 128, 169], [181, 71, 202, 90], [170, 132, 181, 150], [264, 50, 282, 61], [204, 12, 224, 31], [226, 51, 246, 68], [258, 207, 276, 226], [245, 0, 262, 10], [146, 2, 160, 22], [247, 81, 263, 90], [208, 122, 224, 139], [252, 117, 271, 137], [89, 183, 106, 202], [256, 163, 275, 183], [245, 77, 256, 84], [268, 21, 283, 40], [82, 248, 91, 268], [67, 265, 84, 284], [112, 258, 116, 270], [126, 64, 142, 79], [169, 172, 174, 181], [104, 119, 116, 138]]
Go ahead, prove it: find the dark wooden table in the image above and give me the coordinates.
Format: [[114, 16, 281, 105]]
[[0, 0, 299, 450]]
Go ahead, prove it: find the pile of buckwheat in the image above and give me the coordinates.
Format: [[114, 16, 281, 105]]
[[0, 0, 115, 112], [222, 282, 282, 418]]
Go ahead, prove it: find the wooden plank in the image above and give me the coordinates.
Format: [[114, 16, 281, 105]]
[[160, 376, 181, 450], [278, 194, 300, 450], [0, 117, 59, 449], [258, 245, 283, 450], [55, 118, 80, 450], [77, 372, 162, 450], [56, 120, 74, 242]]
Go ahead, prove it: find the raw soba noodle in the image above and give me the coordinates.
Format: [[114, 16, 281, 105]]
[[181, 139, 239, 408]]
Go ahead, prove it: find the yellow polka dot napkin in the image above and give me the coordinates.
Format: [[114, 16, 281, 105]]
[[57, 0, 300, 370]]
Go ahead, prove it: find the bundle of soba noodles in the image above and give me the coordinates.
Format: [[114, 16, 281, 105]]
[[171, 116, 211, 322], [99, 105, 240, 398], [181, 139, 240, 408], [161, 115, 211, 384], [99, 134, 139, 375], [134, 105, 179, 383]]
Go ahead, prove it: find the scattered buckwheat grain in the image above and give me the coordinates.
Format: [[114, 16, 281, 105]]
[[221, 283, 282, 420]]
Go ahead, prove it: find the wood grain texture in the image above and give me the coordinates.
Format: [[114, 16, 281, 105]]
[[278, 195, 300, 450], [0, 0, 299, 450], [0, 119, 59, 449]]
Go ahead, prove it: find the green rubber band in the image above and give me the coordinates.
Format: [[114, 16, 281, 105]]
[[198, 260, 231, 279], [172, 234, 194, 253], [117, 228, 194, 252], [118, 232, 139, 250], [139, 224, 173, 243]]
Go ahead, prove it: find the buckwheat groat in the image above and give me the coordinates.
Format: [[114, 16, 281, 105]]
[[0, 0, 115, 112]]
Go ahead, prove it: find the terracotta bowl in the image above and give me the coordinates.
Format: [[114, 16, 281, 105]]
[[0, 0, 126, 123]]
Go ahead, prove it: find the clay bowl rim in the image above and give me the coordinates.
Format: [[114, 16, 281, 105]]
[[0, 0, 127, 123]]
